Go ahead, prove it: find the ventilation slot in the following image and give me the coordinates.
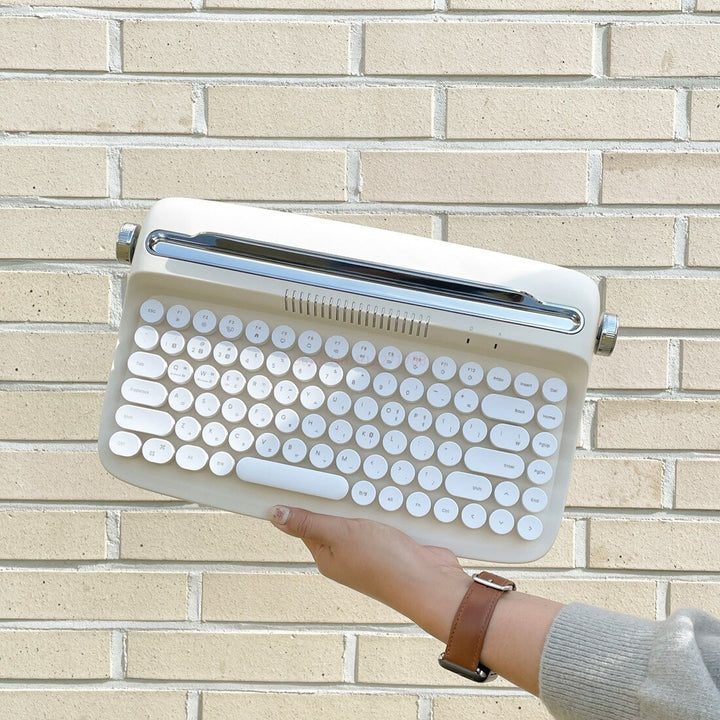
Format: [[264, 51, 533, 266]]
[[284, 290, 430, 338]]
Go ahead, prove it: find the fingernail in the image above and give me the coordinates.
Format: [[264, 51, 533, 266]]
[[271, 505, 290, 525]]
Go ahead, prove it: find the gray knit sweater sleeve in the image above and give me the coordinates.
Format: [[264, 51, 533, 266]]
[[539, 603, 720, 720]]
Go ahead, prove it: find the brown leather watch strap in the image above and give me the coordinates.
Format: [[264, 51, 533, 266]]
[[438, 571, 516, 683]]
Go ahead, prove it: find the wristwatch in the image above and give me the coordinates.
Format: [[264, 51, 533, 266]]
[[438, 571, 516, 682]]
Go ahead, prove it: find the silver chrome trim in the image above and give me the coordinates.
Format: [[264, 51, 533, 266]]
[[595, 313, 619, 356], [146, 231, 584, 334], [117, 223, 140, 264]]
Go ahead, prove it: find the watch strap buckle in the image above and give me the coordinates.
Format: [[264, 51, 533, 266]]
[[438, 653, 497, 683]]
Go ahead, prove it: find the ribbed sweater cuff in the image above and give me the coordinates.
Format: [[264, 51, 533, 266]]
[[539, 603, 657, 720]]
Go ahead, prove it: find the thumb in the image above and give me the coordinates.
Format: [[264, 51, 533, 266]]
[[270, 505, 340, 544]]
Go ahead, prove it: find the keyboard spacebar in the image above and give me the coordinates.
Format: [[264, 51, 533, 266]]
[[236, 458, 349, 500]]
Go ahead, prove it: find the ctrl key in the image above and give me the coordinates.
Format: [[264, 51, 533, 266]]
[[109, 430, 141, 457]]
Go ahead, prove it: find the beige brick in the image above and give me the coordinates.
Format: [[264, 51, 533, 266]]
[[669, 582, 720, 617], [603, 153, 720, 205], [0, 691, 187, 720], [0, 208, 142, 260], [688, 216, 720, 267], [209, 0, 430, 6], [123, 20, 349, 74], [610, 24, 720, 77], [0, 81, 192, 134], [697, 0, 720, 9], [447, 215, 674, 268], [122, 148, 346, 201], [675, 460, 720, 510], [690, 90, 720, 141], [203, 573, 406, 624], [434, 695, 553, 720], [316, 212, 434, 237], [0, 331, 115, 382], [0, 18, 107, 71], [121, 511, 311, 562], [203, 692, 418, 720], [568, 457, 663, 509], [588, 339, 669, 391], [0, 450, 168, 502], [0, 147, 107, 198], [0, 571, 186, 620], [0, 391, 103, 441], [361, 152, 587, 204], [485, 519, 575, 570], [451, 0, 676, 7], [447, 88, 674, 140], [604, 278, 720, 329], [365, 23, 593, 76], [127, 631, 343, 681], [596, 399, 720, 451], [682, 340, 720, 391], [589, 518, 720, 571], [209, 85, 433, 138], [0, 511, 106, 560]]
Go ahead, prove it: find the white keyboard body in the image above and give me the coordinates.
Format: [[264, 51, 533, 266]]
[[99, 198, 606, 563]]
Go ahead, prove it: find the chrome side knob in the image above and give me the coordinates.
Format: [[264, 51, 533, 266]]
[[117, 223, 140, 264], [595, 313, 619, 356]]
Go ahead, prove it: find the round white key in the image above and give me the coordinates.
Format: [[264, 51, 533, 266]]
[[257, 432, 281, 458], [239, 347, 264, 372], [437, 441, 462, 467], [346, 367, 371, 392], [266, 349, 291, 376], [209, 451, 234, 476], [382, 429, 408, 456], [379, 486, 403, 512], [462, 417, 488, 443], [533, 432, 558, 458], [490, 423, 530, 452], [221, 370, 246, 395], [408, 406, 432, 433], [245, 320, 270, 345], [310, 443, 334, 469], [391, 460, 415, 486], [298, 330, 322, 355], [169, 387, 193, 412], [356, 424, 381, 450], [363, 454, 388, 480], [454, 388, 479, 414], [247, 375, 272, 401], [302, 413, 326, 439], [495, 480, 520, 507], [248, 403, 273, 428], [187, 336, 211, 361], [328, 419, 353, 444], [229, 427, 254, 452], [336, 448, 361, 475], [381, 401, 405, 427], [514, 372, 539, 398], [481, 394, 534, 425], [128, 351, 167, 380], [271, 324, 296, 350], [319, 361, 344, 387], [435, 412, 460, 438], [527, 459, 553, 485], [274, 380, 299, 406], [283, 438, 307, 463], [522, 487, 548, 513], [325, 335, 349, 360], [219, 314, 243, 339], [459, 361, 483, 386], [175, 416, 201, 442], [176, 444, 208, 471], [354, 396, 379, 422], [405, 351, 430, 376], [328, 390, 352, 416], [418, 465, 443, 491], [121, 377, 168, 408], [445, 471, 492, 501], [372, 372, 397, 397], [275, 408, 300, 434], [195, 392, 220, 418], [378, 345, 403, 370], [432, 356, 457, 381], [409, 435, 434, 462], [142, 437, 174, 464], [434, 497, 459, 523], [537, 404, 563, 430], [213, 341, 238, 367], [202, 421, 228, 447], [109, 430, 141, 457], [406, 491, 431, 518], [167, 304, 191, 329], [300, 386, 325, 411], [222, 397, 247, 424], [517, 515, 544, 541], [140, 298, 164, 324], [542, 377, 567, 403], [427, 383, 451, 409], [399, 377, 424, 403], [134, 325, 159, 351], [351, 480, 377, 506], [352, 340, 376, 365], [489, 508, 515, 535], [194, 364, 220, 390], [461, 503, 487, 530], [293, 356, 317, 382], [193, 309, 217, 334], [486, 366, 512, 392]]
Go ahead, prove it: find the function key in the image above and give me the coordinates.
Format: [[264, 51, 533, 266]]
[[209, 451, 235, 477], [379, 486, 403, 512], [219, 314, 243, 340], [245, 319, 270, 345], [325, 335, 349, 360], [166, 304, 191, 330], [139, 298, 164, 324], [522, 487, 548, 513], [532, 432, 558, 458], [537, 404, 563, 430], [142, 438, 175, 465], [378, 345, 403, 370], [514, 372, 539, 398], [193, 309, 217, 334], [433, 497, 459, 523], [405, 351, 430, 376], [527, 459, 553, 485], [459, 361, 483, 387], [109, 430, 141, 458], [486, 366, 512, 392], [298, 330, 322, 355], [134, 325, 159, 351], [352, 340, 376, 365], [432, 356, 457, 381], [542, 377, 568, 403], [272, 324, 296, 350], [406, 491, 431, 518]]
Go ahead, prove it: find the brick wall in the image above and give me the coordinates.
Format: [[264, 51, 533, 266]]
[[0, 1, 719, 718]]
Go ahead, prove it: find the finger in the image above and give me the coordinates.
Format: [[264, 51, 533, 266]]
[[269, 505, 344, 544]]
